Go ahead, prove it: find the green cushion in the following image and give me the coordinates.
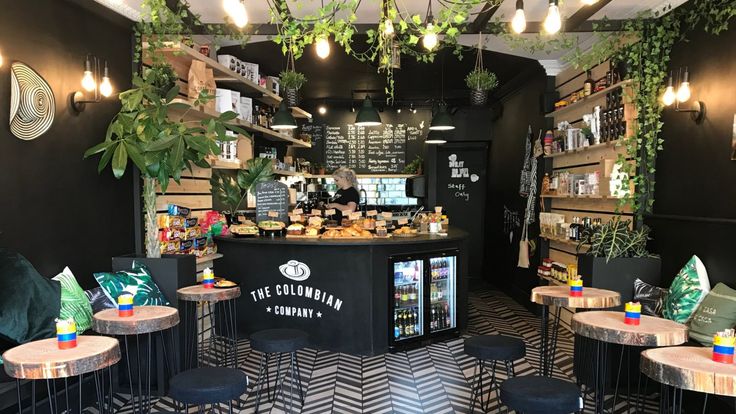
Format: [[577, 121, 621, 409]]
[[663, 255, 711, 324], [52, 267, 93, 333], [0, 249, 61, 345], [688, 283, 736, 346], [94, 261, 170, 307]]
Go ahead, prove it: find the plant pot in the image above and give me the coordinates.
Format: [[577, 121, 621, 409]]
[[577, 255, 662, 309], [284, 88, 300, 107], [223, 212, 236, 226], [470, 89, 488, 106]]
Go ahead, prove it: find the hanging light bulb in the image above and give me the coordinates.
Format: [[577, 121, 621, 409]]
[[81, 57, 96, 92], [511, 0, 526, 34], [223, 0, 248, 28], [543, 0, 562, 35], [662, 74, 676, 106], [315, 36, 331, 59], [423, 23, 438, 51], [99, 62, 113, 98], [384, 19, 395, 36], [677, 68, 691, 103], [318, 105, 327, 115]]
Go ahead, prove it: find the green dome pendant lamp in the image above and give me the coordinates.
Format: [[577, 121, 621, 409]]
[[355, 95, 382, 126], [429, 53, 455, 131], [271, 100, 297, 130]]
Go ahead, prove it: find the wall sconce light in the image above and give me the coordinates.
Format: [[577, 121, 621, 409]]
[[662, 67, 705, 124], [71, 54, 113, 113]]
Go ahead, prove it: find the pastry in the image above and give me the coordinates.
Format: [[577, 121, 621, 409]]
[[375, 227, 388, 237], [308, 216, 324, 227], [287, 223, 305, 235], [230, 224, 258, 235], [258, 220, 285, 230], [305, 227, 320, 236], [214, 279, 237, 288]]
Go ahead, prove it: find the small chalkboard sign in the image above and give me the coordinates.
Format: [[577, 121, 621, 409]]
[[256, 181, 290, 223]]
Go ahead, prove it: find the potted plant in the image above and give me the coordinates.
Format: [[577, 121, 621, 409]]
[[84, 63, 248, 258], [403, 155, 423, 175], [279, 70, 307, 107], [465, 68, 498, 106], [576, 217, 661, 305], [312, 162, 326, 175], [210, 158, 275, 224]]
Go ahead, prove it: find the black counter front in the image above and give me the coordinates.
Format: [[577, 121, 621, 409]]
[[215, 229, 468, 356]]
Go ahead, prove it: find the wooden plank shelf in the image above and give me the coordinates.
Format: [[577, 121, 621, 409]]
[[539, 275, 566, 286], [209, 158, 242, 170], [168, 99, 311, 148], [546, 80, 632, 119], [544, 140, 622, 159], [144, 42, 311, 118], [541, 236, 590, 250], [273, 169, 303, 176], [196, 253, 223, 265]]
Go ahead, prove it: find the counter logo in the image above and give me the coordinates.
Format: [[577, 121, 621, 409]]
[[279, 260, 311, 281]]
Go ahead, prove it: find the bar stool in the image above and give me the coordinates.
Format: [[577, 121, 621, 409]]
[[249, 328, 309, 413], [464, 335, 526, 412], [177, 284, 240, 369], [169, 367, 248, 413], [500, 376, 582, 414]]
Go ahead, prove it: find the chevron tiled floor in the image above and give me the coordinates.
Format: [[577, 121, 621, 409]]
[[108, 286, 658, 413]]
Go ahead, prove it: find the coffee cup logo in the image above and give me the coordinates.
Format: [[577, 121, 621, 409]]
[[279, 260, 311, 281]]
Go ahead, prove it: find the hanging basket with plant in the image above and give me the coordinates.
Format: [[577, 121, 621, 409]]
[[280, 44, 307, 107], [466, 34, 498, 106]]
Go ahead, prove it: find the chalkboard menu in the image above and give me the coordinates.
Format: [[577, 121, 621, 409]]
[[324, 123, 415, 173], [255, 181, 290, 223]]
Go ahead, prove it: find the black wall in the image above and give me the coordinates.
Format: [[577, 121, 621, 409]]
[[0, 0, 135, 287], [485, 66, 548, 303], [645, 22, 736, 288]]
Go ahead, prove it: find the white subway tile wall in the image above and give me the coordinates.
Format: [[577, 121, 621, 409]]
[[322, 178, 418, 206]]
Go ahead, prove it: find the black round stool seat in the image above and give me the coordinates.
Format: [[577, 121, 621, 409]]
[[500, 376, 581, 414], [169, 367, 248, 405], [250, 328, 309, 353], [464, 335, 526, 361]]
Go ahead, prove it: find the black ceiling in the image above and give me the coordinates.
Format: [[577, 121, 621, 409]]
[[219, 36, 539, 108]]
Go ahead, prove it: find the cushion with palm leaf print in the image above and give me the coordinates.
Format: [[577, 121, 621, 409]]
[[663, 255, 711, 324], [94, 261, 170, 308], [52, 267, 93, 332]]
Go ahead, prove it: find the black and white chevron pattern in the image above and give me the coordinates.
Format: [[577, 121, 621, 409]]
[[92, 287, 660, 413]]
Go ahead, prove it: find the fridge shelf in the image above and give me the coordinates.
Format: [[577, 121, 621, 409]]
[[394, 304, 420, 310], [394, 281, 421, 287]]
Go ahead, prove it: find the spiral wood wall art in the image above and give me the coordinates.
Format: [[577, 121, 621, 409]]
[[9, 62, 55, 140]]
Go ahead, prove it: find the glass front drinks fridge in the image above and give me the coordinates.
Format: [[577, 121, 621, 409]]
[[390, 250, 458, 350]]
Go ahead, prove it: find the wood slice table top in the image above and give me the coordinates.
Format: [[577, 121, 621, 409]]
[[93, 306, 179, 335], [641, 346, 736, 396], [572, 311, 688, 347], [531, 286, 621, 309], [2, 336, 120, 380], [177, 285, 241, 302]]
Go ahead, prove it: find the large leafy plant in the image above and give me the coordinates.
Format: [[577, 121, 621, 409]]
[[210, 158, 275, 213], [279, 70, 307, 90], [465, 68, 498, 91], [84, 63, 247, 258], [579, 217, 654, 262]]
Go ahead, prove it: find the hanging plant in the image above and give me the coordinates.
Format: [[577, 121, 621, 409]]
[[465, 34, 498, 106], [279, 43, 307, 107]]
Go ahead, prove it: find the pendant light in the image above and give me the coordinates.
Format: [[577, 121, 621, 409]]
[[425, 130, 447, 144], [543, 0, 562, 35], [223, 0, 248, 28], [429, 54, 454, 131], [422, 0, 438, 51], [315, 35, 331, 59], [511, 0, 526, 34], [355, 96, 382, 126], [271, 101, 297, 130]]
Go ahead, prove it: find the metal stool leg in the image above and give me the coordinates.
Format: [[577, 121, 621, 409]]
[[469, 359, 480, 413], [254, 353, 268, 413], [294, 351, 305, 405]]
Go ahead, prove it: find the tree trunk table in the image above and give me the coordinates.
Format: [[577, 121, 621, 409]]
[[2, 336, 120, 413], [92, 306, 180, 414], [572, 311, 688, 413], [641, 346, 736, 413], [177, 285, 241, 369], [531, 286, 621, 377]]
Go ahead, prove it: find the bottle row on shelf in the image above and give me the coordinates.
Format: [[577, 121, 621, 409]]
[[431, 303, 452, 331], [394, 307, 420, 339], [394, 284, 419, 308], [540, 212, 603, 242]]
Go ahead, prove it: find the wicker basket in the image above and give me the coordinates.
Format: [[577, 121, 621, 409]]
[[470, 89, 488, 106], [285, 88, 300, 107]]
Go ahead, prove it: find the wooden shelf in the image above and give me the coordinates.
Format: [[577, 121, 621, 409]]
[[273, 169, 303, 176], [210, 158, 242, 170], [145, 42, 311, 116], [544, 140, 622, 159], [541, 236, 590, 249], [538, 275, 565, 286], [541, 194, 606, 199], [168, 99, 311, 148], [306, 174, 417, 179], [546, 80, 632, 119], [196, 253, 223, 265]]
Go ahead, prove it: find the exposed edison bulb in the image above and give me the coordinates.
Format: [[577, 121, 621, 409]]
[[662, 86, 676, 106], [315, 36, 330, 59], [82, 70, 96, 92], [223, 0, 247, 28], [318, 105, 327, 115], [423, 23, 438, 51], [384, 19, 394, 36], [676, 82, 691, 103], [511, 8, 526, 34], [543, 2, 562, 35], [100, 76, 113, 97]]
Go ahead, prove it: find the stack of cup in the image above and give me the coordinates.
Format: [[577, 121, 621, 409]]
[[624, 302, 641, 325], [203, 267, 215, 289], [118, 293, 134, 317], [56, 319, 77, 349], [713, 330, 735, 363], [568, 276, 583, 297]]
